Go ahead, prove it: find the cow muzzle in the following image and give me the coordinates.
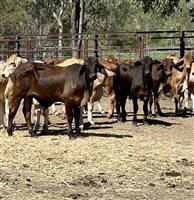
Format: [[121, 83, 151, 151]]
[[1, 72, 9, 78], [89, 73, 97, 81], [165, 71, 172, 76]]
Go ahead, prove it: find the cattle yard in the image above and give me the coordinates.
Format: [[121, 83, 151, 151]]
[[0, 95, 193, 199], [0, 31, 194, 199]]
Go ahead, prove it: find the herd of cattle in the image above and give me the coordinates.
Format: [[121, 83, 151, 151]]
[[0, 52, 193, 139]]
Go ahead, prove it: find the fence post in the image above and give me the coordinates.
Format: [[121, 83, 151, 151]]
[[15, 35, 20, 56], [180, 31, 185, 58], [94, 33, 99, 59], [26, 37, 32, 60], [139, 36, 144, 60], [83, 35, 88, 59]]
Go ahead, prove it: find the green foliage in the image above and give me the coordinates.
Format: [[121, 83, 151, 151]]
[[0, 0, 194, 58]]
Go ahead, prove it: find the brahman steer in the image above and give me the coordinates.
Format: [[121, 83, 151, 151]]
[[165, 54, 193, 114], [113, 60, 152, 126], [148, 57, 184, 116], [49, 57, 110, 126], [5, 57, 102, 139]]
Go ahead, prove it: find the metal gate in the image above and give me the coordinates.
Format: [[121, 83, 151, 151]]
[[0, 30, 194, 61]]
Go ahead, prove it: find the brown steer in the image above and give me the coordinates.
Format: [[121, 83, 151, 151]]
[[5, 57, 102, 139]]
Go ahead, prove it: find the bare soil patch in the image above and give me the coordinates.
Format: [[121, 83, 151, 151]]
[[0, 95, 194, 200]]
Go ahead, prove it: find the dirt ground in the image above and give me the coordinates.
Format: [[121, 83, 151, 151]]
[[0, 95, 193, 200]]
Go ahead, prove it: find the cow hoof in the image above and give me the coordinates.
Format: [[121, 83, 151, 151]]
[[144, 122, 149, 126], [41, 130, 48, 135], [107, 114, 113, 119], [69, 134, 76, 140], [132, 122, 138, 126], [158, 112, 164, 117], [89, 121, 95, 126], [8, 132, 13, 136], [122, 118, 127, 122], [100, 110, 105, 115], [79, 125, 84, 131], [31, 131, 37, 137]]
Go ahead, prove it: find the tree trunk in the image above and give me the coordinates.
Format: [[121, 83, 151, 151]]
[[77, 0, 84, 58], [52, 0, 64, 58], [71, 0, 84, 58]]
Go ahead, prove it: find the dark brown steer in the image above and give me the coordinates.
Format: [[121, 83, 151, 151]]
[[114, 61, 152, 126], [5, 57, 102, 139]]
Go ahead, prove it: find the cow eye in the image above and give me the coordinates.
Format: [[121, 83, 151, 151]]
[[10, 62, 16, 66]]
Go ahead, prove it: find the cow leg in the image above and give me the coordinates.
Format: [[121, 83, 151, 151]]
[[174, 97, 179, 114], [22, 97, 34, 136], [143, 97, 149, 125], [74, 105, 81, 136], [132, 97, 138, 126], [7, 97, 22, 136], [148, 92, 153, 117], [65, 103, 75, 139], [33, 104, 41, 133], [121, 96, 127, 122], [50, 103, 59, 116], [97, 100, 105, 114], [155, 92, 163, 116], [107, 93, 115, 119], [183, 88, 189, 114], [60, 104, 66, 119], [5, 98, 9, 127], [0, 100, 5, 129], [115, 94, 127, 122], [42, 107, 49, 133], [87, 102, 95, 125], [79, 107, 84, 130], [115, 97, 121, 122]]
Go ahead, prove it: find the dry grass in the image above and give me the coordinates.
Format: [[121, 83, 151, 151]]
[[0, 96, 194, 199]]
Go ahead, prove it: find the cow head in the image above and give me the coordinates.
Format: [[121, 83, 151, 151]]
[[141, 56, 153, 75], [101, 55, 118, 72], [1, 54, 28, 78], [157, 58, 184, 76], [182, 53, 193, 69], [79, 57, 103, 81]]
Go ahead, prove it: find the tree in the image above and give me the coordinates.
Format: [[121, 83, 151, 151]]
[[71, 0, 84, 57]]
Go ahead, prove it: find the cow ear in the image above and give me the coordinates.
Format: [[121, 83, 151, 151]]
[[177, 59, 184, 67], [79, 64, 86, 75], [153, 59, 160, 64], [97, 63, 104, 72], [173, 63, 184, 72], [172, 59, 184, 72], [157, 63, 163, 71]]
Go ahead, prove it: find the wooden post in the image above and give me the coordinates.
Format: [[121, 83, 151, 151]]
[[83, 35, 88, 59], [139, 36, 144, 60], [180, 31, 185, 58], [26, 37, 31, 60], [94, 33, 99, 59], [15, 35, 20, 56]]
